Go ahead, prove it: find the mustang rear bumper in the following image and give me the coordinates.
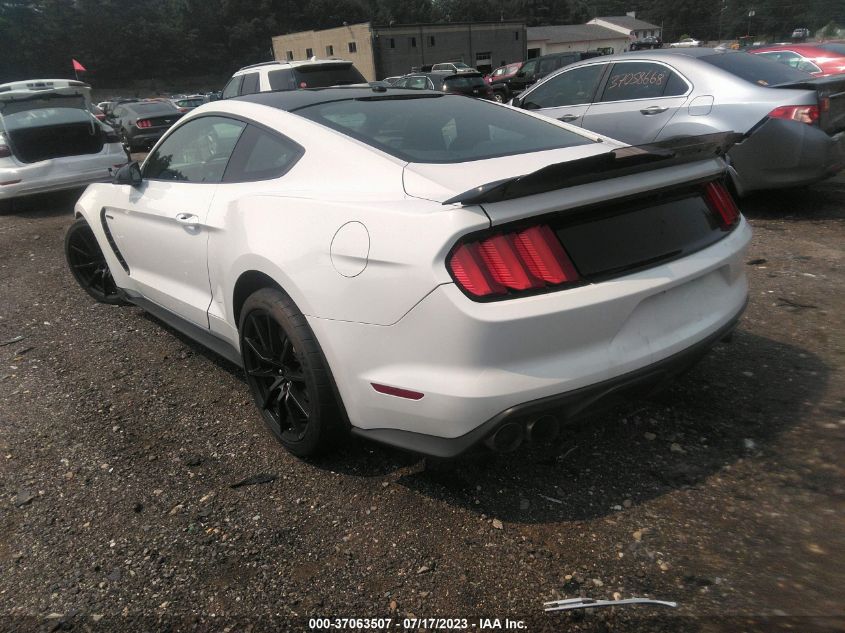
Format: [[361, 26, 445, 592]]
[[351, 302, 745, 458], [309, 220, 751, 457]]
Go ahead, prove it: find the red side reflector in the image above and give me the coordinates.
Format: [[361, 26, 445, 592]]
[[136, 119, 152, 129], [371, 383, 425, 400], [703, 181, 740, 229]]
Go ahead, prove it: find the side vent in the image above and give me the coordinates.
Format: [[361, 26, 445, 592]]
[[99, 207, 130, 273]]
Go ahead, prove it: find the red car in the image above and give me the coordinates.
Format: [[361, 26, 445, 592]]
[[750, 43, 845, 77], [483, 62, 525, 102]]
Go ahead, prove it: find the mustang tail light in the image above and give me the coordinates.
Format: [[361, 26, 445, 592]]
[[703, 181, 740, 229], [768, 104, 819, 125], [136, 119, 152, 129], [448, 224, 580, 298]]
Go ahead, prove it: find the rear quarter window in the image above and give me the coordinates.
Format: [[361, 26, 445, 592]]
[[293, 65, 366, 88]]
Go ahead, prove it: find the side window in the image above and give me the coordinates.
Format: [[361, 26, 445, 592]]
[[599, 62, 686, 102], [221, 76, 242, 99], [407, 76, 428, 90], [521, 59, 539, 76], [268, 69, 296, 91], [143, 116, 246, 183], [522, 64, 606, 109], [223, 125, 303, 183], [240, 72, 260, 95], [393, 78, 409, 88]]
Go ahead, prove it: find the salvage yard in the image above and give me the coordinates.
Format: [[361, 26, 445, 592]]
[[0, 177, 843, 632]]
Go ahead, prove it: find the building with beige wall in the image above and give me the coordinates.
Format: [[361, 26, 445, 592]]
[[272, 21, 527, 81], [272, 23, 377, 80]]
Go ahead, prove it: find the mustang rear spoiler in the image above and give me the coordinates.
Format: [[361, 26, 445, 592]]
[[442, 132, 744, 206]]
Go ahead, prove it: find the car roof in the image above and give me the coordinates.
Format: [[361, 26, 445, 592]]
[[236, 86, 443, 112]]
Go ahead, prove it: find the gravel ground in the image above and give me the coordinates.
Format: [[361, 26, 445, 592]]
[[0, 175, 843, 633]]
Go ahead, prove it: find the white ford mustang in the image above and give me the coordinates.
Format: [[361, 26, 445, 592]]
[[66, 86, 751, 458]]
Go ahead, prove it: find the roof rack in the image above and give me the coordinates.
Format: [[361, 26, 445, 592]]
[[239, 60, 284, 71]]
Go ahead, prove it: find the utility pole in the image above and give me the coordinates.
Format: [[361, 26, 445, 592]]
[[747, 8, 755, 36]]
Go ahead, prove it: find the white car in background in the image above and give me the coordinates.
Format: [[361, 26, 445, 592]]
[[0, 79, 127, 210], [669, 37, 702, 48], [65, 87, 750, 459]]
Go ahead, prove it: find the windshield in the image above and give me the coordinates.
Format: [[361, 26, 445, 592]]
[[444, 75, 486, 88], [294, 94, 592, 164], [294, 65, 366, 88], [699, 51, 812, 86]]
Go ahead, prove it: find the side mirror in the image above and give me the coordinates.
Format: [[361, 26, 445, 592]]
[[113, 161, 142, 186], [511, 96, 523, 108]]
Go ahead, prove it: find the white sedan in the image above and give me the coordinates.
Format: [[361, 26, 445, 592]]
[[65, 87, 751, 458], [669, 37, 702, 47], [0, 79, 127, 210]]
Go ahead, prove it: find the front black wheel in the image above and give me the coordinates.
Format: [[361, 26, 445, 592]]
[[239, 288, 344, 457], [65, 218, 126, 305]]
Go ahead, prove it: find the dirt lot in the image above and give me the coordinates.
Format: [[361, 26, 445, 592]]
[[1, 176, 843, 633]]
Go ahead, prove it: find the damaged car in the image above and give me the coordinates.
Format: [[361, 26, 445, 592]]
[[511, 49, 845, 195], [66, 88, 750, 459], [0, 79, 127, 209]]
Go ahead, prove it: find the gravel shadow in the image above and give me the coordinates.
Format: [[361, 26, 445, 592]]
[[390, 329, 828, 523]]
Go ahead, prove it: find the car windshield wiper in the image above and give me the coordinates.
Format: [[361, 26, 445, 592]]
[[442, 132, 743, 206]]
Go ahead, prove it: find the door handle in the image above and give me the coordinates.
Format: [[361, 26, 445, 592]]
[[640, 106, 669, 115], [558, 114, 580, 122], [175, 213, 199, 224]]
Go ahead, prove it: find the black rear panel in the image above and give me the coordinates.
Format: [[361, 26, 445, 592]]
[[553, 185, 730, 281]]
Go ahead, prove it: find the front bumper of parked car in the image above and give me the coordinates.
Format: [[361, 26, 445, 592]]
[[308, 219, 752, 457]]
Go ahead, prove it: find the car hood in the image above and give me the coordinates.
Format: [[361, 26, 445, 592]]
[[402, 141, 619, 203]]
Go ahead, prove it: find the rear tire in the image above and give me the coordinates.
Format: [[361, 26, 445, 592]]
[[493, 91, 506, 103], [239, 288, 344, 457], [64, 218, 127, 305]]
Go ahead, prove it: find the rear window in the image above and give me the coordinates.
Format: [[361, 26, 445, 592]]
[[292, 64, 366, 88], [131, 102, 179, 114], [699, 51, 812, 86], [818, 43, 845, 56], [444, 75, 486, 88], [294, 94, 592, 163]]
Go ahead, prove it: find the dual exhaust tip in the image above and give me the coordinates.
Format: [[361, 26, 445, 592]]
[[484, 415, 560, 453]]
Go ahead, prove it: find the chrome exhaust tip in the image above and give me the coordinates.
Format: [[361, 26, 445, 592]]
[[526, 415, 560, 443], [485, 422, 524, 453]]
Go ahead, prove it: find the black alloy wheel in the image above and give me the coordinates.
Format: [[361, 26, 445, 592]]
[[239, 288, 343, 456], [64, 218, 126, 305]]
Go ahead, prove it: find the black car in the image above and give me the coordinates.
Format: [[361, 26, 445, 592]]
[[107, 101, 183, 152], [392, 71, 494, 99], [630, 36, 663, 50], [509, 51, 604, 94]]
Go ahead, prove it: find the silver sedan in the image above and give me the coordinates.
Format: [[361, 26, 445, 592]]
[[511, 49, 845, 195]]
